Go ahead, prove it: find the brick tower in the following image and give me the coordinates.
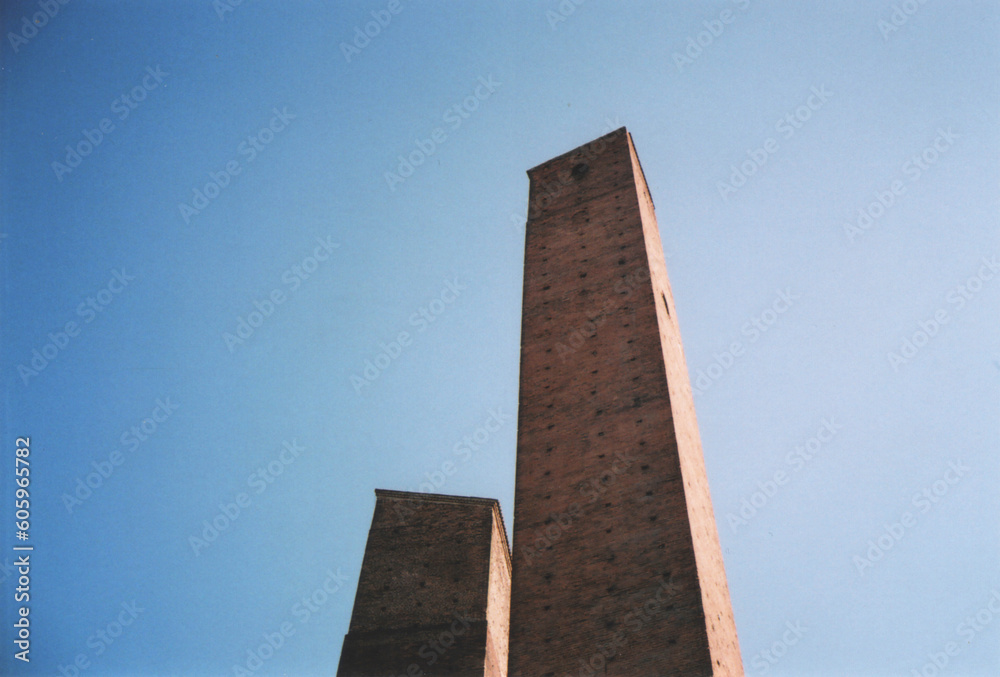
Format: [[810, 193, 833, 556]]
[[337, 490, 511, 677], [508, 128, 743, 676]]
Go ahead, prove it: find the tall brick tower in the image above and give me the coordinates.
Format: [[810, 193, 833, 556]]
[[508, 128, 742, 676], [337, 490, 511, 677]]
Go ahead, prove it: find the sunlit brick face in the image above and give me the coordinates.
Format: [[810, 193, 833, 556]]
[[508, 128, 743, 677]]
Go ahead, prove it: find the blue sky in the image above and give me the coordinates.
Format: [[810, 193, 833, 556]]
[[1, 1, 997, 675]]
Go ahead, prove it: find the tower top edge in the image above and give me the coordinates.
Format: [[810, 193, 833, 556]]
[[526, 126, 629, 176]]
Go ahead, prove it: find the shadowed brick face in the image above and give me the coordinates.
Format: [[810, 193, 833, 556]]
[[508, 128, 743, 676], [338, 490, 511, 677]]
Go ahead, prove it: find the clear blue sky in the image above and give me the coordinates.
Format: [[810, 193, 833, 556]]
[[1, 1, 997, 675]]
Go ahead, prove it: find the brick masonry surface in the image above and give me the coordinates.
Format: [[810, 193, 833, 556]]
[[337, 490, 511, 677], [507, 128, 743, 677], [338, 129, 742, 677]]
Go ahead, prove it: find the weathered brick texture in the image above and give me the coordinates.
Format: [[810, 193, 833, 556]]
[[508, 128, 743, 677], [337, 490, 511, 677]]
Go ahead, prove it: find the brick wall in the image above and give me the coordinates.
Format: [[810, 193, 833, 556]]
[[507, 128, 743, 677], [337, 490, 511, 677]]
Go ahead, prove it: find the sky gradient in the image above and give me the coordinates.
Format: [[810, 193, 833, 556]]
[[1, 1, 998, 675]]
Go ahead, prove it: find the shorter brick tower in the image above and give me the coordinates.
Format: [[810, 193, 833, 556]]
[[337, 490, 511, 677]]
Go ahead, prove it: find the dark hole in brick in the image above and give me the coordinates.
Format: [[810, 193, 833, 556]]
[[544, 605, 551, 610], [649, 515, 658, 521], [598, 453, 605, 458], [604, 502, 612, 507], [633, 397, 642, 407], [605, 528, 612, 533], [641, 464, 650, 471], [453, 597, 458, 603], [597, 431, 605, 437], [544, 572, 553, 580], [618, 258, 626, 265], [571, 162, 589, 179], [542, 285, 550, 290], [546, 446, 554, 452], [579, 272, 587, 278], [591, 370, 599, 374], [419, 581, 425, 587], [596, 409, 603, 415], [547, 423, 555, 429], [590, 390, 597, 395], [544, 470, 550, 476], [416, 601, 422, 607], [646, 490, 653, 496]]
